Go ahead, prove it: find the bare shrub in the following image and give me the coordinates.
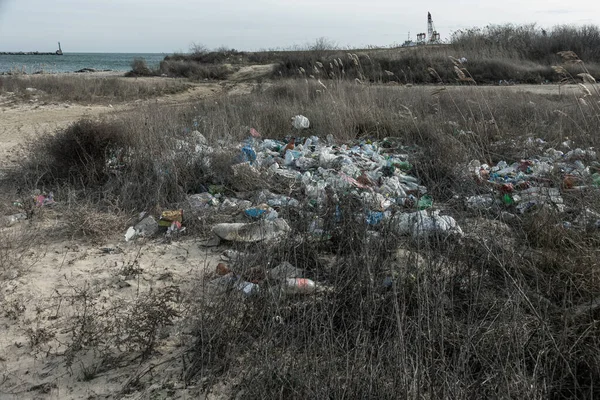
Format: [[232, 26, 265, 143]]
[[0, 227, 38, 282], [189, 42, 209, 56], [19, 118, 133, 187], [63, 205, 131, 240], [62, 283, 181, 368], [126, 58, 156, 77], [159, 60, 232, 80]]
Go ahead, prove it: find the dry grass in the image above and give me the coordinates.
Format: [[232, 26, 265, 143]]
[[62, 205, 131, 241], [3, 49, 600, 397], [0, 74, 191, 103], [9, 71, 599, 207]]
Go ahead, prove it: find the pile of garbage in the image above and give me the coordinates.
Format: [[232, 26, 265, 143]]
[[465, 142, 600, 227], [124, 210, 185, 241], [209, 255, 318, 298], [185, 116, 463, 244], [3, 190, 55, 227]]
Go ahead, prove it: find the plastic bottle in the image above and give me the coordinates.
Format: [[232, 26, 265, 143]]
[[284, 278, 316, 294], [241, 144, 257, 165], [284, 150, 295, 166], [502, 193, 514, 205]]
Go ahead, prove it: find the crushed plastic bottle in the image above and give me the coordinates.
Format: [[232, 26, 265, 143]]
[[466, 195, 494, 209], [268, 262, 304, 280], [188, 192, 219, 210], [392, 210, 463, 239], [397, 161, 412, 171], [240, 142, 257, 165], [244, 205, 278, 221]]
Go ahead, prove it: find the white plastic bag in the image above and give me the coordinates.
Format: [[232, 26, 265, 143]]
[[292, 115, 310, 130]]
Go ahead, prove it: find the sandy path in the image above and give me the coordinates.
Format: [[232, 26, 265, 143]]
[[228, 64, 276, 81], [0, 82, 223, 163]]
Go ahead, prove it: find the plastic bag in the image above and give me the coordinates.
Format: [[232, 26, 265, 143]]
[[292, 115, 310, 130]]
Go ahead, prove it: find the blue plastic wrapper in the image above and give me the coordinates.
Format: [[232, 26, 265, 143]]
[[366, 211, 384, 225], [241, 145, 257, 164], [245, 208, 267, 219]]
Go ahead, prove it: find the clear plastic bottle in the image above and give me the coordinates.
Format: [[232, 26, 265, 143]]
[[284, 278, 316, 294]]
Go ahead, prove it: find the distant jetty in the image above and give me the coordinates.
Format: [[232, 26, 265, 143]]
[[0, 51, 61, 56], [1, 42, 64, 56]]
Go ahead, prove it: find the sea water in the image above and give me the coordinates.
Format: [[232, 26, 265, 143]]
[[0, 53, 167, 74]]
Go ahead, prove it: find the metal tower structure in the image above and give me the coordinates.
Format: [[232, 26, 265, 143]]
[[427, 12, 441, 44]]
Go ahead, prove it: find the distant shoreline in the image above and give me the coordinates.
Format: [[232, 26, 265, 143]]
[[0, 52, 166, 74], [0, 52, 168, 55], [0, 69, 126, 77], [0, 52, 61, 56]]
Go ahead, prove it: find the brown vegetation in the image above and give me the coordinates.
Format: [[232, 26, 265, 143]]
[[0, 74, 191, 103], [157, 25, 600, 84]]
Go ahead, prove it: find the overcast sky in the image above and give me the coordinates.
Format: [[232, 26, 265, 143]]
[[0, 0, 597, 53]]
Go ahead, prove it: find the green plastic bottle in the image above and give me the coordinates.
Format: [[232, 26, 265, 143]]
[[502, 193, 514, 205]]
